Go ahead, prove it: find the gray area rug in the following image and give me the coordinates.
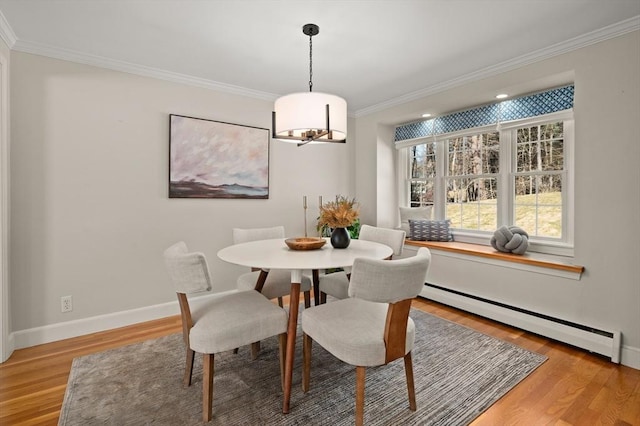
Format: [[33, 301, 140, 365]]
[[59, 309, 546, 425]]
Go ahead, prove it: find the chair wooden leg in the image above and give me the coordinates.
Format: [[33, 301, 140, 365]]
[[278, 333, 287, 392], [302, 333, 312, 392], [355, 366, 366, 426], [404, 352, 417, 411], [303, 290, 311, 309], [312, 269, 320, 306], [203, 353, 214, 422], [320, 291, 327, 304], [251, 341, 260, 360], [277, 296, 284, 308], [183, 348, 195, 387]]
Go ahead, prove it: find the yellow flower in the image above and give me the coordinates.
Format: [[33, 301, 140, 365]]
[[318, 196, 359, 228]]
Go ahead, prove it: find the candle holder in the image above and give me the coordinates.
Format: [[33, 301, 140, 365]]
[[303, 195, 308, 237], [285, 195, 326, 251]]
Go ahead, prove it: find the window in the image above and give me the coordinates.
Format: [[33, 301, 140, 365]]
[[513, 122, 565, 239], [409, 143, 436, 207], [401, 112, 573, 254], [396, 85, 575, 254], [446, 131, 499, 232]]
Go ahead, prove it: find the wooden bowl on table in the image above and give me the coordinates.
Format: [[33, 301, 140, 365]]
[[284, 237, 326, 251]]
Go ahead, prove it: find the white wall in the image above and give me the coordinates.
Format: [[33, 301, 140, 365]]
[[9, 52, 355, 332], [355, 31, 640, 367]]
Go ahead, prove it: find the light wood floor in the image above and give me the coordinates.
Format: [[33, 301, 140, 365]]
[[1, 297, 638, 425]]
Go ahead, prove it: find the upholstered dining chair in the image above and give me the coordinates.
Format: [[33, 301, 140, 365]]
[[163, 241, 288, 423], [301, 247, 431, 426], [233, 226, 312, 309], [318, 224, 406, 302]]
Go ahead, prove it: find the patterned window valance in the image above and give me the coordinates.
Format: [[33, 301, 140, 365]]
[[394, 85, 574, 142]]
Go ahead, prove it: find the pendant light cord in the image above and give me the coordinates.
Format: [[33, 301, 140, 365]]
[[308, 32, 313, 92]]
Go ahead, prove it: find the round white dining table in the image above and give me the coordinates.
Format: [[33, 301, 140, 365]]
[[217, 238, 393, 414]]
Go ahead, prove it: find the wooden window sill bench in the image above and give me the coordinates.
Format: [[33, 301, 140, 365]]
[[404, 240, 584, 280]]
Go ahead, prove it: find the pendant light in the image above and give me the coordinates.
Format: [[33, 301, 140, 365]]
[[272, 24, 347, 146]]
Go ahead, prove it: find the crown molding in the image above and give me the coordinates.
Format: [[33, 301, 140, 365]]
[[354, 15, 640, 117], [0, 10, 16, 48], [12, 38, 279, 102]]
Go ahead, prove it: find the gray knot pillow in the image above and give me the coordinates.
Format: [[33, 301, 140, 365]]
[[490, 226, 529, 255]]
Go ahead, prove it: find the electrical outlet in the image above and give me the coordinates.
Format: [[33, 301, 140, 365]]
[[61, 295, 73, 313]]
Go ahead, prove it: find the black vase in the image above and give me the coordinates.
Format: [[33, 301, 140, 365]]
[[330, 227, 350, 249]]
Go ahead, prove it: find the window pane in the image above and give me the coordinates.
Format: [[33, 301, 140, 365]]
[[477, 204, 498, 231], [410, 143, 436, 178], [540, 140, 561, 171], [447, 203, 463, 228], [514, 175, 563, 238], [410, 145, 424, 178], [517, 127, 530, 143], [448, 137, 468, 176], [448, 132, 499, 176], [447, 177, 498, 202], [461, 203, 480, 229], [536, 206, 562, 237], [541, 122, 563, 140], [446, 200, 497, 231], [516, 141, 535, 172], [446, 177, 497, 230], [517, 122, 563, 172], [482, 133, 500, 174], [410, 180, 434, 207]]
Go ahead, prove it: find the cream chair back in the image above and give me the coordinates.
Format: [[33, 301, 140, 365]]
[[163, 241, 212, 294], [348, 247, 431, 303], [233, 226, 285, 244], [359, 225, 406, 258]]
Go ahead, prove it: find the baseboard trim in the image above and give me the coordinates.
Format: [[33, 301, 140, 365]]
[[2, 331, 14, 363], [622, 345, 640, 371], [419, 285, 640, 370], [9, 291, 235, 352]]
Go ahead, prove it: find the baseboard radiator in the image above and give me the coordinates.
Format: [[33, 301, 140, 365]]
[[421, 283, 622, 363]]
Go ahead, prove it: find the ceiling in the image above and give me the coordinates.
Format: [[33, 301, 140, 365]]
[[0, 0, 638, 117]]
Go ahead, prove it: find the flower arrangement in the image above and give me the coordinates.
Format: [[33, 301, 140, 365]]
[[317, 196, 360, 229]]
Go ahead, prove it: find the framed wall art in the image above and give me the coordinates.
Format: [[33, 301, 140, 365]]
[[169, 114, 269, 199]]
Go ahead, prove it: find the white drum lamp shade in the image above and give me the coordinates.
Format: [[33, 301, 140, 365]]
[[273, 92, 347, 144]]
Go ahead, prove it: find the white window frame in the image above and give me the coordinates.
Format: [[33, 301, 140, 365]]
[[501, 110, 574, 255], [399, 110, 574, 256]]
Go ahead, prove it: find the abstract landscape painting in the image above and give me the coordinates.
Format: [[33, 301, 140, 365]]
[[169, 115, 269, 198]]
